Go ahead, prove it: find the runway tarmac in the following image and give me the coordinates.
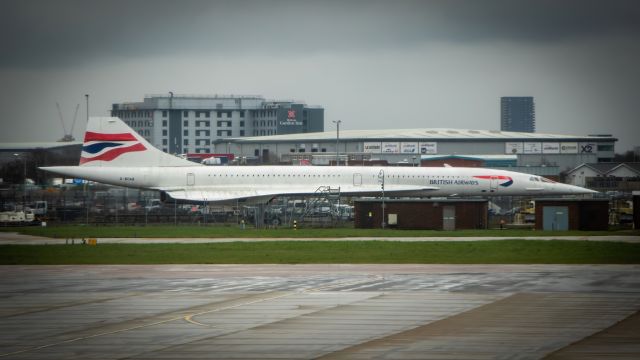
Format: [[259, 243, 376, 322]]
[[1, 264, 639, 359]]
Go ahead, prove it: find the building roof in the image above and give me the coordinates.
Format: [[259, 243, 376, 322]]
[[610, 162, 640, 175], [230, 128, 617, 143], [420, 154, 517, 161], [567, 162, 640, 176], [0, 142, 82, 151]]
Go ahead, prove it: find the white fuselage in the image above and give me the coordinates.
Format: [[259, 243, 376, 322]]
[[43, 164, 594, 203]]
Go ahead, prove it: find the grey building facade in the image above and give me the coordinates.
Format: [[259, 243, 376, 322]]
[[226, 128, 617, 175], [501, 97, 535, 133], [111, 94, 324, 154]]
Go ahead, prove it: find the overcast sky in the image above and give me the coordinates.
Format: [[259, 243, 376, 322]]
[[1, 0, 639, 151]]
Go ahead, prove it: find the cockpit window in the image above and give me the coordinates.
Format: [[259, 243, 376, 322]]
[[540, 177, 555, 183]]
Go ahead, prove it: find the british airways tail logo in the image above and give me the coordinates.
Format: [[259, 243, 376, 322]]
[[80, 132, 146, 164], [473, 175, 514, 187]]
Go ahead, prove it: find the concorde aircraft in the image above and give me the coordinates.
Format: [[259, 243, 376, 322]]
[[41, 117, 596, 203]]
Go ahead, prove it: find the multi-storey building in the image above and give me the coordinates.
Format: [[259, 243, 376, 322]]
[[501, 97, 535, 133], [111, 94, 324, 154]]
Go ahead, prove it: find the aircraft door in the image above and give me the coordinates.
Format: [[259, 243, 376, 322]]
[[353, 173, 362, 186], [490, 176, 498, 191], [187, 173, 195, 186]]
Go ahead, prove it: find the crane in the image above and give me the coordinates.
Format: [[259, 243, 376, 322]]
[[56, 102, 79, 142]]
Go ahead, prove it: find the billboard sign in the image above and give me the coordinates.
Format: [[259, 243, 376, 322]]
[[363, 142, 382, 153], [579, 143, 596, 153], [401, 142, 418, 153], [420, 142, 437, 154], [523, 142, 542, 154], [560, 142, 578, 153], [382, 142, 400, 153], [542, 142, 560, 154], [505, 142, 523, 154]]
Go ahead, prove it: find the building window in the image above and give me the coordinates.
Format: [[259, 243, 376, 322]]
[[162, 130, 167, 136], [240, 121, 245, 127], [226, 111, 232, 118], [183, 120, 188, 126], [597, 144, 614, 151], [184, 130, 188, 136], [162, 139, 168, 145], [184, 139, 189, 145], [162, 120, 167, 127], [240, 130, 245, 136], [196, 112, 200, 118], [240, 110, 245, 118], [162, 110, 167, 117], [217, 111, 222, 118], [205, 111, 210, 118], [183, 111, 188, 117]]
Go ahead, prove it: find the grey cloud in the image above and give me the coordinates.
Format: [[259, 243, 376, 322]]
[[2, 0, 639, 68]]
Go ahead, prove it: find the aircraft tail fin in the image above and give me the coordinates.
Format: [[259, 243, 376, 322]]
[[79, 117, 195, 167]]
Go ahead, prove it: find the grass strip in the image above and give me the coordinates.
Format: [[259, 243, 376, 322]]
[[1, 240, 639, 265], [2, 225, 639, 239]]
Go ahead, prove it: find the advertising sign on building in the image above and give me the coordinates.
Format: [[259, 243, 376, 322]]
[[579, 143, 596, 153], [363, 142, 382, 153], [277, 106, 303, 130], [420, 142, 437, 154], [401, 142, 419, 153], [505, 142, 524, 154], [382, 142, 400, 153], [560, 142, 578, 154], [542, 142, 560, 154], [523, 142, 542, 154]]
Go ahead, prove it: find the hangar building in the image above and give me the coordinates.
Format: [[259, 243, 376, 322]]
[[221, 128, 617, 177]]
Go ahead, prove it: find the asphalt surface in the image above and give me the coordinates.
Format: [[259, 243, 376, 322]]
[[1, 264, 639, 359]]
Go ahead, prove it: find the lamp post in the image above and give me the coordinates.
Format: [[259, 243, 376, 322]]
[[85, 94, 89, 124], [332, 120, 341, 166], [378, 169, 385, 229], [13, 153, 26, 204]]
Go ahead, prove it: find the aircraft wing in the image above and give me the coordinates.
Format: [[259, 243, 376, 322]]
[[160, 184, 439, 203]]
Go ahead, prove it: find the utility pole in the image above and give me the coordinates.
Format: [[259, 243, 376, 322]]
[[378, 169, 385, 229], [333, 120, 341, 166], [13, 153, 26, 205]]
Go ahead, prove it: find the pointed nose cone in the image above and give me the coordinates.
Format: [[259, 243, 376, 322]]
[[569, 184, 598, 195]]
